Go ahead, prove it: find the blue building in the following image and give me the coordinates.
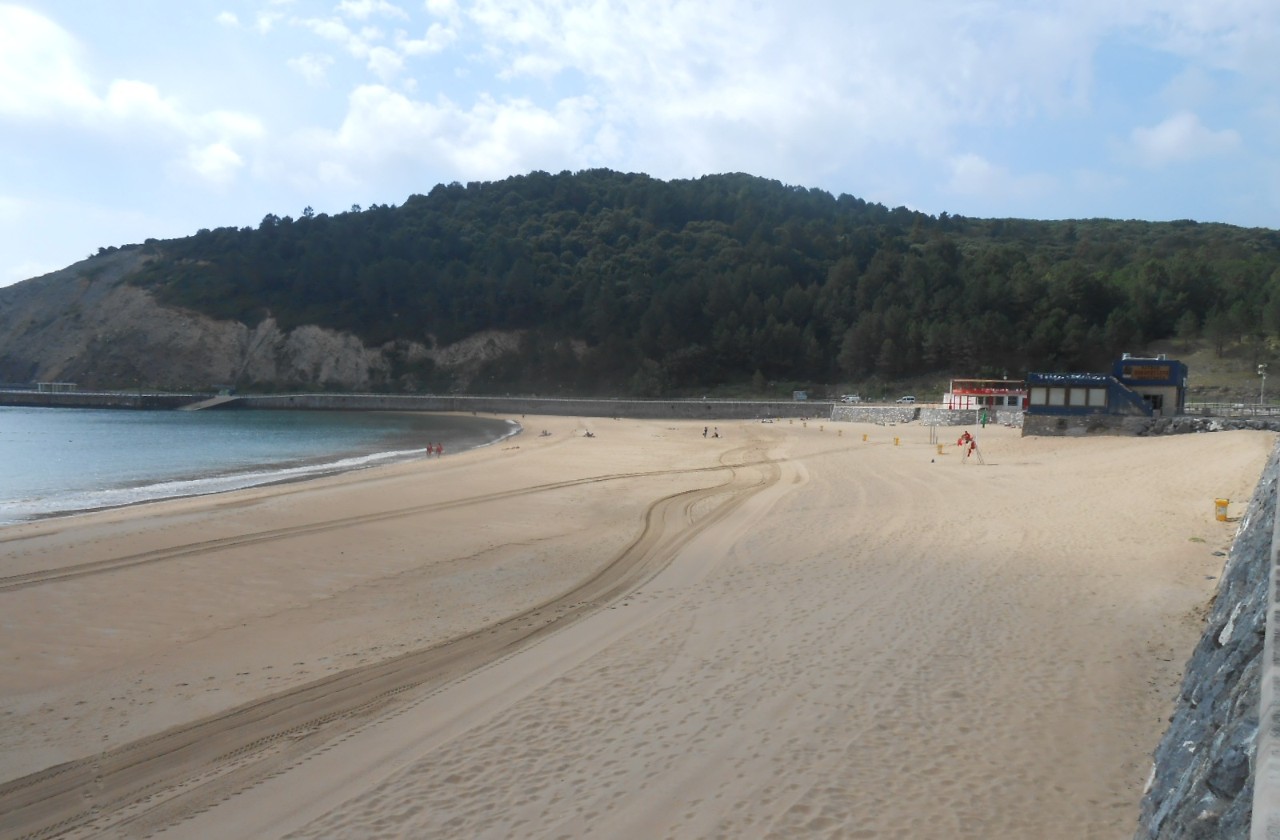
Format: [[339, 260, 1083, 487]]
[[1026, 355, 1187, 418]]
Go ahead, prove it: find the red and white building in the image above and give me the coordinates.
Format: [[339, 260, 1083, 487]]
[[943, 379, 1027, 410]]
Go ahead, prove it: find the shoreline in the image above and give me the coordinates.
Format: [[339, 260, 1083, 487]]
[[0, 409, 522, 527], [1, 417, 1272, 838]]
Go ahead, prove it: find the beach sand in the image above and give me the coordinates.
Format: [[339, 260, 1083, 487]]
[[0, 415, 1272, 839]]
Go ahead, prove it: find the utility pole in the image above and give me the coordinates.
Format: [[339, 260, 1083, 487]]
[[1260, 364, 1268, 405]]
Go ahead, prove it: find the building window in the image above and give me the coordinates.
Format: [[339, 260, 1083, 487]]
[[1089, 388, 1107, 407], [1049, 388, 1066, 406], [1069, 388, 1088, 407], [1030, 387, 1047, 406]]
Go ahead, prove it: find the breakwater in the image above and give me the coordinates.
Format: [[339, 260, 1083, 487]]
[[0, 390, 1018, 427], [233, 393, 834, 419], [0, 390, 837, 419], [0, 391, 197, 409]]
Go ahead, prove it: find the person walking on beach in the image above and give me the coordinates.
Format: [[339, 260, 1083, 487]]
[[435, 443, 443, 457], [703, 426, 708, 437]]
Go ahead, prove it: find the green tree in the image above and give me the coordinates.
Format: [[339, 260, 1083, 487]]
[[1174, 310, 1199, 352]]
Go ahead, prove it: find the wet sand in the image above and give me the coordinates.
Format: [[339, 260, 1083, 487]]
[[0, 416, 1271, 838]]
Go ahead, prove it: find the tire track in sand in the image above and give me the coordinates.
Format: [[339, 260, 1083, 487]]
[[0, 460, 764, 594], [0, 443, 780, 840]]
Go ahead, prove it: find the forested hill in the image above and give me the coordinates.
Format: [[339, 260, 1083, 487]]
[[125, 168, 1280, 396]]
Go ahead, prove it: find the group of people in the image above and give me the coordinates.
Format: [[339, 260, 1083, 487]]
[[702, 426, 720, 438], [424, 442, 444, 457]]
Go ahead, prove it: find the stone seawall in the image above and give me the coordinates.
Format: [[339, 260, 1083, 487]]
[[1135, 441, 1280, 839], [236, 394, 836, 420], [2, 390, 1033, 429], [831, 405, 1024, 427], [0, 391, 196, 409], [0, 390, 835, 419]]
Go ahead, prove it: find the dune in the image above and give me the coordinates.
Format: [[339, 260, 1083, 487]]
[[0, 415, 1271, 839]]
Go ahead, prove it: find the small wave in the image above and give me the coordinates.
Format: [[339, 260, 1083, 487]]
[[1, 447, 427, 525]]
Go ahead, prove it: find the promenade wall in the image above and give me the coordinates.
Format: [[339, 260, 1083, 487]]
[[0, 390, 1024, 428], [235, 394, 835, 420], [0, 391, 196, 409]]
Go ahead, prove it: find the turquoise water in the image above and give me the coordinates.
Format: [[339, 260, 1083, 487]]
[[0, 407, 519, 525]]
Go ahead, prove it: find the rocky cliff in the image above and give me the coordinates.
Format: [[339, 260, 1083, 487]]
[[0, 249, 519, 392]]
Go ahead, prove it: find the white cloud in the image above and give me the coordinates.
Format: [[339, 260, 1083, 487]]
[[301, 17, 385, 59], [0, 5, 97, 118], [288, 53, 334, 85], [310, 84, 596, 179], [100, 79, 184, 130], [255, 10, 285, 34], [425, 0, 460, 20], [1158, 65, 1217, 109], [452, 1, 1111, 182], [945, 153, 1056, 203], [398, 22, 456, 55], [1129, 111, 1241, 167], [0, 6, 263, 193], [338, 0, 408, 21], [1140, 0, 1280, 80], [183, 142, 245, 186], [215, 11, 239, 27], [200, 109, 266, 142], [367, 45, 404, 80]]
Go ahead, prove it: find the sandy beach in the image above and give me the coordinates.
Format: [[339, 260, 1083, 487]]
[[0, 415, 1272, 839]]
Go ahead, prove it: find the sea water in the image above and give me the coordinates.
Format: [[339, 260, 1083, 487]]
[[0, 407, 519, 525]]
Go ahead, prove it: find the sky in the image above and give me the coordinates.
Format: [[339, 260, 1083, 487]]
[[2, 0, 1279, 288]]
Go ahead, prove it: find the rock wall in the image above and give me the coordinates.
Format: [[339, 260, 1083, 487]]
[[1135, 441, 1279, 839], [0, 251, 395, 391], [830, 405, 921, 424], [1025, 413, 1280, 437], [0, 250, 532, 394]]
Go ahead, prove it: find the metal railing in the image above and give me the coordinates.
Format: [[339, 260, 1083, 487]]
[[1186, 402, 1280, 417]]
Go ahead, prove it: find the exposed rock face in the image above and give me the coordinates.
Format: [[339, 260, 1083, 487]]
[[0, 249, 514, 392], [1135, 443, 1277, 839]]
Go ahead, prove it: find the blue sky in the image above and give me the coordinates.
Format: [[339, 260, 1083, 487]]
[[2, 0, 1278, 287]]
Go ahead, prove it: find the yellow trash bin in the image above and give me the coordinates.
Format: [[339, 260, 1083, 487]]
[[1215, 498, 1229, 521]]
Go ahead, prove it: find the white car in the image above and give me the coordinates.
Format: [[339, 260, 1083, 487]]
[[895, 395, 916, 404], [840, 394, 862, 403]]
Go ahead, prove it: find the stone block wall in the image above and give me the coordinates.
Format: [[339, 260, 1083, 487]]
[[1135, 442, 1279, 839], [236, 394, 835, 420]]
